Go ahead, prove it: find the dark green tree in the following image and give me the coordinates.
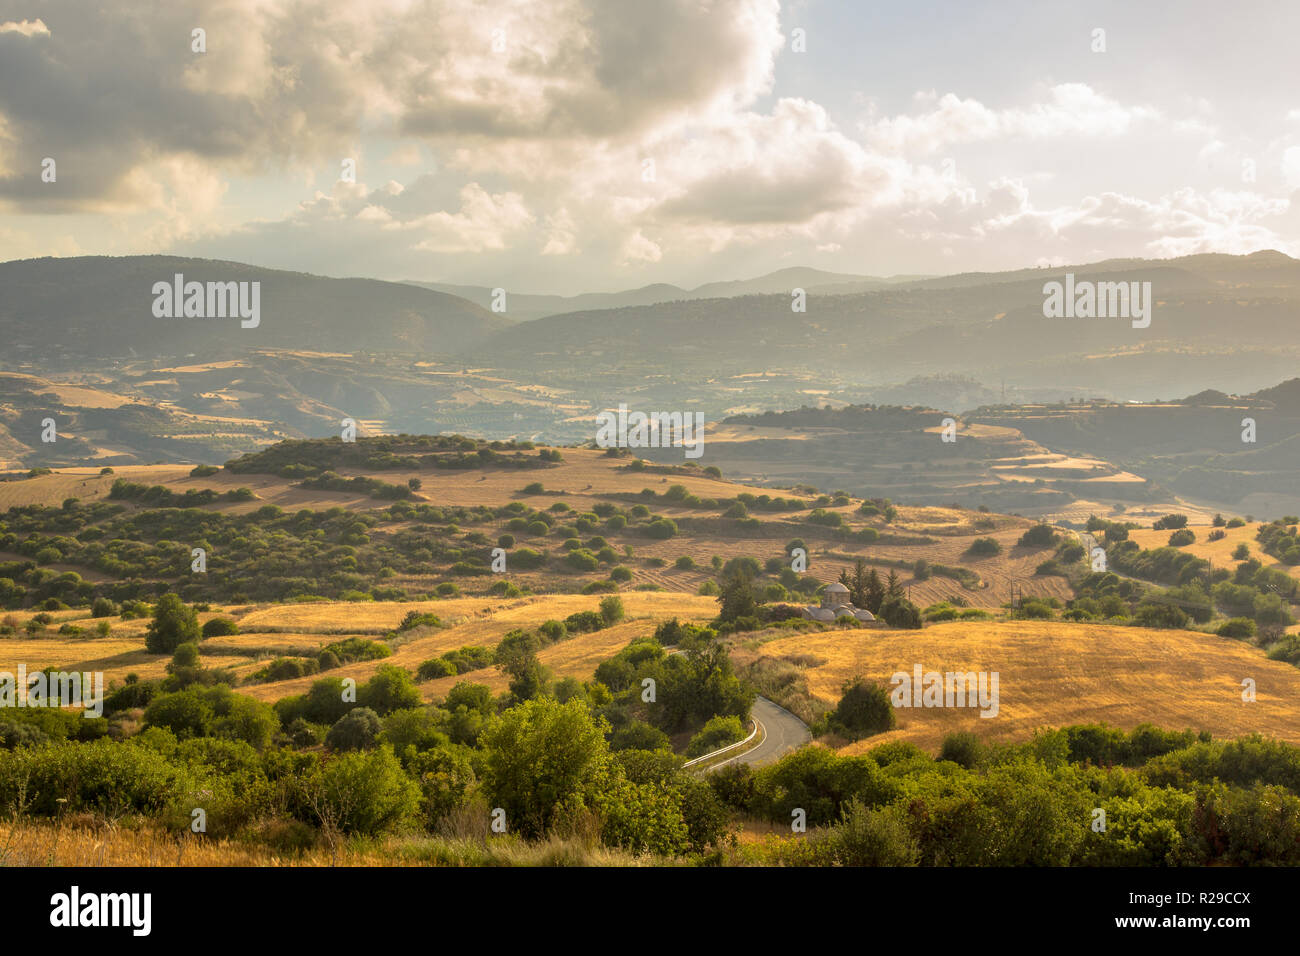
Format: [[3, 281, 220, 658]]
[[144, 593, 200, 654]]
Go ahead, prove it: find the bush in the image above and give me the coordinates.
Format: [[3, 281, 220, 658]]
[[201, 617, 239, 638], [91, 597, 118, 618], [599, 596, 625, 626], [171, 642, 201, 669], [827, 799, 920, 866], [326, 708, 382, 750], [358, 665, 422, 715], [610, 720, 671, 752], [878, 597, 922, 629], [565, 549, 600, 572], [967, 537, 1002, 557], [830, 680, 896, 739], [564, 610, 604, 634], [301, 747, 420, 836], [1133, 602, 1189, 629], [417, 658, 457, 680], [537, 620, 567, 644], [939, 731, 986, 769], [686, 715, 747, 757], [1168, 529, 1196, 547], [1217, 617, 1257, 639], [1018, 524, 1057, 548]]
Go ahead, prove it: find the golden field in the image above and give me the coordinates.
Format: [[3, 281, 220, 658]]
[[237, 592, 717, 703], [0, 593, 718, 705], [734, 619, 1300, 753]]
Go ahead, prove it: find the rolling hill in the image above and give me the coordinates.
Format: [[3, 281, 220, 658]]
[[468, 251, 1300, 402], [0, 256, 505, 364]]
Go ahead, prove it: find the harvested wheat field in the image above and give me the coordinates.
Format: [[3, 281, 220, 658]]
[[1127, 522, 1264, 566], [741, 620, 1300, 754], [0, 635, 171, 685], [240, 592, 717, 703]]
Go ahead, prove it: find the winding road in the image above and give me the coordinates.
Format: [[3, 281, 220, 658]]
[[712, 696, 811, 769]]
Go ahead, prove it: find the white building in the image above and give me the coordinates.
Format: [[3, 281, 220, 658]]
[[801, 581, 877, 623]]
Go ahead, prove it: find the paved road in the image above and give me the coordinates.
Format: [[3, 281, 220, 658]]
[[713, 696, 811, 770]]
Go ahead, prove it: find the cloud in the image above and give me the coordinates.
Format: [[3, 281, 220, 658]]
[[0, 19, 48, 37], [866, 84, 1161, 155], [1, 0, 1295, 289]]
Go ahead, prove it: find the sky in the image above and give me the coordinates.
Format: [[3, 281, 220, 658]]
[[1, 0, 1299, 294]]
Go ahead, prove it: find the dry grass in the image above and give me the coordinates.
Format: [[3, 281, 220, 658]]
[[0, 820, 654, 867], [735, 619, 1300, 754], [0, 634, 169, 685], [1127, 522, 1274, 570]]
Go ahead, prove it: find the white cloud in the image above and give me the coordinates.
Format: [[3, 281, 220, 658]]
[[867, 84, 1161, 155], [0, 19, 49, 37]]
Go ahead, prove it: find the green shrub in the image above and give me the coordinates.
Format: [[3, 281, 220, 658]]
[[686, 715, 747, 757], [1217, 617, 1256, 639], [326, 708, 382, 750], [599, 596, 625, 626], [91, 597, 118, 618], [1017, 524, 1056, 548], [201, 617, 239, 638], [967, 537, 1002, 556], [830, 680, 896, 739], [417, 658, 457, 680], [826, 799, 920, 866], [939, 731, 986, 769], [300, 746, 419, 835]]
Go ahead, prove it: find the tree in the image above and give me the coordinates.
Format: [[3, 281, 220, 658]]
[[145, 593, 200, 654], [495, 630, 550, 702], [831, 680, 896, 739], [717, 570, 758, 622], [879, 597, 922, 629], [968, 537, 1002, 556], [885, 569, 905, 600], [482, 697, 614, 839], [326, 707, 382, 750], [358, 665, 423, 715], [863, 568, 886, 614]]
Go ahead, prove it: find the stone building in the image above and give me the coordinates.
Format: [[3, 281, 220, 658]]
[[801, 581, 877, 623]]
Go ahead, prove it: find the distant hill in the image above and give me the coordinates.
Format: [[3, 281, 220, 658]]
[[0, 256, 504, 362], [403, 266, 908, 322], [466, 251, 1300, 403]]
